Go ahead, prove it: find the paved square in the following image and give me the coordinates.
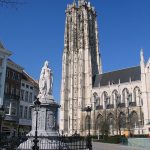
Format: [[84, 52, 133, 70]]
[[93, 142, 148, 150]]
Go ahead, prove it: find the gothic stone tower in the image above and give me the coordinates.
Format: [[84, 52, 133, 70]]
[[60, 0, 102, 135]]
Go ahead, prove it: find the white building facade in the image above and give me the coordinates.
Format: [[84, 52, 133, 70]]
[[60, 0, 150, 136], [19, 71, 39, 135], [0, 42, 12, 108]]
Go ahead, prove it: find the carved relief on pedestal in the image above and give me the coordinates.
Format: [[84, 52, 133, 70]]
[[37, 110, 45, 130], [46, 111, 56, 130], [32, 111, 36, 130]]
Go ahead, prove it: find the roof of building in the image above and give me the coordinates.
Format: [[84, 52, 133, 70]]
[[7, 58, 24, 72], [22, 71, 39, 88], [0, 41, 12, 56], [93, 66, 141, 87]]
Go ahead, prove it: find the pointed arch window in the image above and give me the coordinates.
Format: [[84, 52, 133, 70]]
[[112, 90, 118, 105], [107, 113, 115, 135], [96, 115, 103, 131], [122, 88, 129, 105], [93, 92, 99, 106], [118, 112, 126, 128], [130, 111, 139, 128], [102, 91, 109, 108], [93, 92, 102, 109]]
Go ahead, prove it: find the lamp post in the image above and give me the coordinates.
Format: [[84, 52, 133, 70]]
[[0, 106, 5, 143], [85, 106, 92, 136], [32, 97, 41, 150], [85, 106, 92, 150]]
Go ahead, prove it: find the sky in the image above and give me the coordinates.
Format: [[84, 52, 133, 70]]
[[0, 0, 150, 102]]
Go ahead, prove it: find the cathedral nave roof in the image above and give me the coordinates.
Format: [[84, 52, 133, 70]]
[[93, 66, 141, 87]]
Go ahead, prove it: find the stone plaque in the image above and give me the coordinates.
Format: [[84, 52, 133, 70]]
[[46, 111, 55, 130]]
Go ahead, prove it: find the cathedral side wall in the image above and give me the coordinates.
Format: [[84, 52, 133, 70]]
[[81, 80, 148, 136]]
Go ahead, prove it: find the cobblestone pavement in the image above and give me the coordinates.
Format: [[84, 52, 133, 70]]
[[92, 142, 148, 150]]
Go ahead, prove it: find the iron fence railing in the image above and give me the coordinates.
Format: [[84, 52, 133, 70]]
[[0, 135, 92, 150]]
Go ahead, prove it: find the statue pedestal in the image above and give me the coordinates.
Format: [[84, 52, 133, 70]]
[[28, 98, 60, 137], [18, 96, 61, 149]]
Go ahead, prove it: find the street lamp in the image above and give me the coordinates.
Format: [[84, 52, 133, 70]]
[[32, 97, 41, 150], [84, 106, 92, 150], [85, 106, 92, 136], [0, 106, 5, 143]]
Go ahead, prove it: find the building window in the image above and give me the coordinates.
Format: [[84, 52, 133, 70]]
[[30, 86, 33, 90], [24, 106, 28, 119], [19, 105, 23, 118], [130, 111, 139, 128], [26, 85, 29, 88], [17, 74, 20, 81], [6, 70, 11, 78], [12, 72, 16, 80], [11, 102, 17, 116], [96, 115, 103, 131], [112, 90, 118, 105], [16, 89, 20, 96], [93, 92, 99, 106], [15, 74, 20, 81], [133, 87, 140, 103], [107, 113, 115, 135], [118, 112, 126, 128], [102, 91, 109, 108], [5, 101, 10, 115], [11, 87, 15, 95], [122, 88, 129, 104], [20, 90, 24, 100], [22, 83, 25, 87], [5, 83, 9, 94], [29, 92, 33, 103], [25, 91, 29, 102], [29, 107, 32, 119]]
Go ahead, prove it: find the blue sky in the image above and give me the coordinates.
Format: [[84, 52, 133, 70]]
[[0, 0, 150, 102]]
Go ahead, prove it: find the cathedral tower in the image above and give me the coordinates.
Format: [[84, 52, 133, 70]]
[[60, 0, 102, 135]]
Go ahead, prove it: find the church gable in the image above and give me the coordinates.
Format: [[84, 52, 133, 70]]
[[146, 58, 150, 70], [93, 66, 141, 87]]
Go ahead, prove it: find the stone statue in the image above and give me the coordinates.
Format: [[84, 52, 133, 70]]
[[39, 61, 53, 98], [18, 60, 61, 149]]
